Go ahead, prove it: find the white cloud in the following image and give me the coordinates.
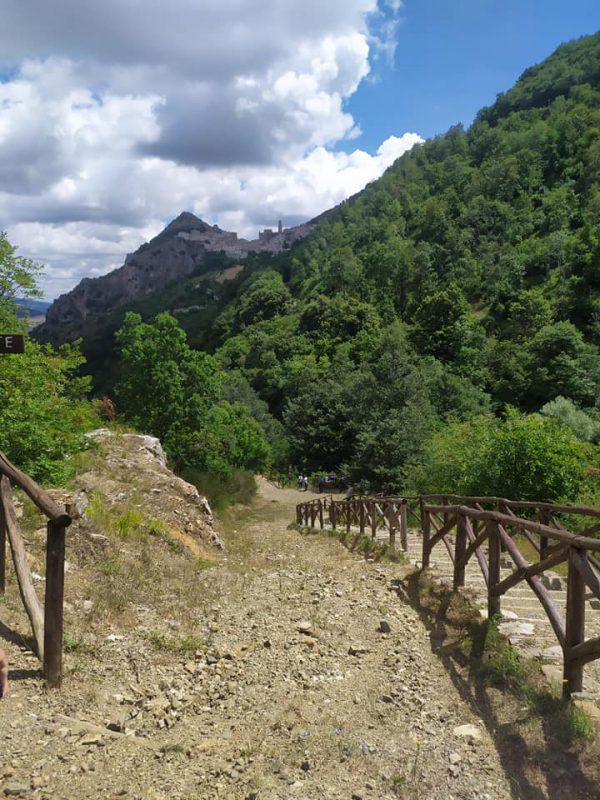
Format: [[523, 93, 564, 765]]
[[0, 0, 419, 299]]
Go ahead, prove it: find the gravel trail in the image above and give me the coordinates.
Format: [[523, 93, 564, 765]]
[[0, 479, 525, 799]]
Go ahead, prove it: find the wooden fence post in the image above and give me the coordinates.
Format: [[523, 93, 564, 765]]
[[564, 546, 586, 698], [400, 500, 408, 551], [331, 502, 337, 530], [454, 513, 467, 590], [488, 522, 501, 619], [0, 500, 5, 595], [296, 505, 302, 525], [346, 501, 352, 534], [44, 520, 66, 689], [1, 477, 45, 658], [422, 507, 431, 568], [371, 501, 377, 540], [359, 501, 365, 534], [497, 501, 508, 553], [319, 500, 324, 529]]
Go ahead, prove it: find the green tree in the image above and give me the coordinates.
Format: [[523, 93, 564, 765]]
[[411, 284, 486, 380], [235, 270, 292, 328], [0, 234, 97, 483], [540, 396, 600, 443], [411, 284, 470, 361], [220, 371, 289, 467], [283, 377, 358, 473], [115, 312, 272, 476], [0, 339, 97, 484], [350, 397, 438, 492], [115, 311, 221, 441], [502, 290, 554, 340], [0, 231, 43, 309], [525, 322, 600, 409]]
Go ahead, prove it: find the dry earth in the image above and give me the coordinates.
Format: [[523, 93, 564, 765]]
[[0, 470, 597, 799]]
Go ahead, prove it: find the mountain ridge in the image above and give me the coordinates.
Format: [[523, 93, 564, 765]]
[[35, 212, 315, 346]]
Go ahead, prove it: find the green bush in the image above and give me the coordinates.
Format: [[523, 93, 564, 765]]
[[410, 415, 496, 496], [412, 407, 588, 502], [0, 329, 97, 485], [540, 396, 600, 443]]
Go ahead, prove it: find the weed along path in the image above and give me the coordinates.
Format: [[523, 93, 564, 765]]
[[0, 477, 594, 799]]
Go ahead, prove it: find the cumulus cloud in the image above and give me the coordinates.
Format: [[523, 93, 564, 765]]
[[0, 0, 421, 299]]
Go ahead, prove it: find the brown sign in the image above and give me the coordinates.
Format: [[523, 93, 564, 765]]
[[0, 334, 25, 354]]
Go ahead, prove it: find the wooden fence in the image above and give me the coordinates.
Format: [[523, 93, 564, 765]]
[[296, 493, 600, 698], [0, 450, 71, 688]]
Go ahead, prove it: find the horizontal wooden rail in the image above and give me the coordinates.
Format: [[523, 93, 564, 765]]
[[0, 452, 71, 527], [424, 505, 600, 552], [296, 492, 600, 698], [408, 494, 600, 518]]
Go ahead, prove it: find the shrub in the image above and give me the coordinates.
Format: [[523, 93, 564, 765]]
[[482, 408, 586, 501], [540, 396, 600, 443], [412, 407, 587, 502]]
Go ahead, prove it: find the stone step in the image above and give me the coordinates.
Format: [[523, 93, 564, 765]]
[[410, 564, 567, 594], [499, 594, 567, 606], [378, 529, 600, 622], [394, 529, 600, 691], [435, 577, 566, 604]]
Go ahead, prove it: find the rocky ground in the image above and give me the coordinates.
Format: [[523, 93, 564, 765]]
[[0, 471, 598, 799]]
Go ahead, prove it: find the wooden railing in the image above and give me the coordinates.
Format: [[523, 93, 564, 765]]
[[0, 450, 71, 688], [296, 493, 600, 698]]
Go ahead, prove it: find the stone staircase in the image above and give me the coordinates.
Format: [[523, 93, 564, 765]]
[[389, 528, 600, 693]]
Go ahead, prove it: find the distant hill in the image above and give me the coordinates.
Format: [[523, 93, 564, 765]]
[[15, 297, 51, 319]]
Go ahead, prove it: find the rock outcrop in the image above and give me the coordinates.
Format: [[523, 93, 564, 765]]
[[36, 212, 313, 346], [49, 429, 224, 553]]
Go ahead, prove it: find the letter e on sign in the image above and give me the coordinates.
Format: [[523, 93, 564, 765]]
[[0, 334, 25, 354]]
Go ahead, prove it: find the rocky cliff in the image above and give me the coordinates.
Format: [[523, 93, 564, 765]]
[[36, 212, 313, 345]]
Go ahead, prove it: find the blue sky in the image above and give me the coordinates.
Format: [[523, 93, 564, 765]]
[[348, 0, 600, 150]]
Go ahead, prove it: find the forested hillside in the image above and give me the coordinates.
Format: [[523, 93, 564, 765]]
[[51, 32, 600, 502], [175, 33, 600, 491]]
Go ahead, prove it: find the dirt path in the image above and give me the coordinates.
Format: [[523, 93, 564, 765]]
[[0, 481, 534, 799]]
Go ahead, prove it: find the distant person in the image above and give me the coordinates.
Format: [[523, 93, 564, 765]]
[[0, 649, 8, 698], [298, 472, 308, 491]]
